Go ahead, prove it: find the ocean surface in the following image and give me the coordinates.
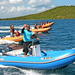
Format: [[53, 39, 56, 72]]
[[0, 19, 75, 75]]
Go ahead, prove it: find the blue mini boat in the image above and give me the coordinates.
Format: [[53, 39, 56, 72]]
[[0, 49, 75, 70]]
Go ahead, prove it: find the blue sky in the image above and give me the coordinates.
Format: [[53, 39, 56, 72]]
[[0, 0, 75, 18]]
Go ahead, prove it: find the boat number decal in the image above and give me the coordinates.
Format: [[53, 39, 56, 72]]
[[41, 57, 52, 60], [0, 58, 4, 61]]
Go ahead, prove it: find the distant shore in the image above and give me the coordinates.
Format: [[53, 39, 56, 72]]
[[0, 6, 75, 20]]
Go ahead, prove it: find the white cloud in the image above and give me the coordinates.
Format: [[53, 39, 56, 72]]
[[9, 0, 23, 4], [0, 6, 4, 10], [9, 7, 17, 12], [0, 0, 53, 18], [0, 0, 23, 5], [8, 6, 36, 13], [38, 7, 47, 12], [0, 1, 8, 5], [28, 0, 52, 7], [51, 5, 56, 8], [28, 0, 36, 4], [17, 6, 25, 11]]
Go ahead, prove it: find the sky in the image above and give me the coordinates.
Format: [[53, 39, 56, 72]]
[[0, 0, 75, 18]]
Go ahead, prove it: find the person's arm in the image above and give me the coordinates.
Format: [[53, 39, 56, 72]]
[[21, 28, 25, 33]]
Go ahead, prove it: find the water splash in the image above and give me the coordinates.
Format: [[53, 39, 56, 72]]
[[0, 39, 18, 44], [0, 65, 42, 75]]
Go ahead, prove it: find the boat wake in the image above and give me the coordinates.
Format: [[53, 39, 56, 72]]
[[0, 39, 18, 44], [0, 26, 22, 29], [0, 30, 21, 33], [0, 30, 10, 33], [0, 64, 73, 75], [0, 65, 42, 75]]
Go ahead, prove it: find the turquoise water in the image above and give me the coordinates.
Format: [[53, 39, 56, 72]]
[[0, 19, 75, 75]]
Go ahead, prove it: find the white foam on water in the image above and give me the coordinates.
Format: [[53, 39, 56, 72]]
[[0, 65, 42, 75], [0, 65, 9, 68], [17, 68, 42, 75], [0, 30, 21, 33], [73, 62, 75, 64], [0, 26, 22, 29], [24, 70, 41, 75], [0, 30, 10, 33], [0, 39, 18, 44]]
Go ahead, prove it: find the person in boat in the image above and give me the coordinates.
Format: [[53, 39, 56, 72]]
[[22, 24, 40, 56], [37, 25, 42, 29], [34, 24, 38, 29], [10, 24, 15, 37], [34, 24, 42, 29], [14, 30, 20, 36]]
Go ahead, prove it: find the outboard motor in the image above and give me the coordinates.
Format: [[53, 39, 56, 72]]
[[30, 41, 41, 56], [0, 44, 12, 55]]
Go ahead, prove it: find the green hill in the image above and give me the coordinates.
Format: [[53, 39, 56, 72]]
[[1, 6, 75, 20]]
